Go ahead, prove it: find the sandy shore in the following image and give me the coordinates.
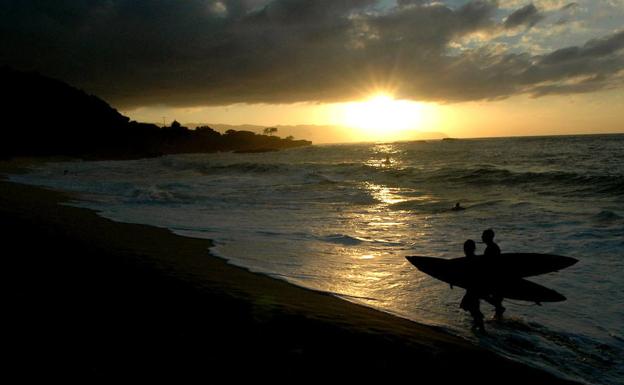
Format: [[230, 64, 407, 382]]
[[1, 166, 580, 383]]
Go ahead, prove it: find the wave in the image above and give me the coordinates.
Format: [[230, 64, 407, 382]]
[[160, 156, 294, 174], [389, 199, 454, 213], [154, 156, 624, 208], [592, 210, 624, 223], [481, 317, 624, 385], [200, 162, 293, 175], [215, 162, 620, 196], [127, 185, 198, 204], [321, 234, 366, 245], [161, 158, 376, 187], [425, 167, 624, 196]]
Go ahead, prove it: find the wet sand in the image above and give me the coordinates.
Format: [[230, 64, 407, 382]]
[[1, 166, 580, 383]]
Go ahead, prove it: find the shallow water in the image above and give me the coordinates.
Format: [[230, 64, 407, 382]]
[[11, 135, 624, 384]]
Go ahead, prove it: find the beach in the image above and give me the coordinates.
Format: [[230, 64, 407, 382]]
[[1, 163, 581, 384]]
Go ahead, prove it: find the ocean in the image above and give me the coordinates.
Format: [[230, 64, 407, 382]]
[[11, 134, 624, 384]]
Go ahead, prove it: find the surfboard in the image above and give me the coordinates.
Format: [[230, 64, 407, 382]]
[[406, 253, 577, 278], [406, 255, 570, 303], [490, 278, 566, 302]]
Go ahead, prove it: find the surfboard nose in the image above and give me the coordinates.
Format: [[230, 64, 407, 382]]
[[406, 256, 445, 271], [561, 255, 579, 269], [543, 289, 566, 302]]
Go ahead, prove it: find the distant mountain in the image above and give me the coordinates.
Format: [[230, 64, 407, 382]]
[[0, 67, 311, 159]]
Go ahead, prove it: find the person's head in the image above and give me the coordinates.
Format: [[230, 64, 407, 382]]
[[481, 229, 495, 244], [463, 239, 476, 257]]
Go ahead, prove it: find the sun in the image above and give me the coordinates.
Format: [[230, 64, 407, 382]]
[[339, 93, 426, 141]]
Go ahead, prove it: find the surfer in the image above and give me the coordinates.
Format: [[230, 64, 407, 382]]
[[482, 229, 506, 319], [451, 202, 465, 211], [459, 239, 485, 333]]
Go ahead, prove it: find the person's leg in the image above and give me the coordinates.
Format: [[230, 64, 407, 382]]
[[469, 307, 485, 332], [492, 295, 505, 319], [484, 294, 505, 319]]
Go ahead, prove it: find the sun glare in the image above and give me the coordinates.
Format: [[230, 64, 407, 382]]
[[339, 93, 429, 141]]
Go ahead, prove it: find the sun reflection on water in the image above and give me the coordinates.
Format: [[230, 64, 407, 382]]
[[242, 142, 450, 326], [315, 145, 426, 307], [363, 182, 411, 206], [363, 143, 404, 167]]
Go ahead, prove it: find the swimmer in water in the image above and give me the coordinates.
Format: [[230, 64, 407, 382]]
[[452, 202, 465, 211]]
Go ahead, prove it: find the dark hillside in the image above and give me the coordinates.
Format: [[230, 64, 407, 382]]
[[0, 67, 311, 159]]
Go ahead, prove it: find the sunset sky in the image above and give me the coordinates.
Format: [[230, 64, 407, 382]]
[[2, 0, 623, 141]]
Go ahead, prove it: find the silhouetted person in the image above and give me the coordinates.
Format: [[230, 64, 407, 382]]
[[482, 229, 505, 319], [482, 229, 500, 257], [459, 239, 485, 333], [452, 202, 465, 211]]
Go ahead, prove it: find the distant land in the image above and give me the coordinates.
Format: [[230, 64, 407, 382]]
[[183, 123, 448, 144], [0, 67, 311, 160]]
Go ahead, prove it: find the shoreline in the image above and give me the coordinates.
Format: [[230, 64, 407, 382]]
[[1, 170, 581, 383]]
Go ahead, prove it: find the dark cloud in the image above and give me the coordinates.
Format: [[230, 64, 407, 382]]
[[561, 2, 579, 11], [540, 31, 624, 64], [0, 0, 622, 107], [396, 0, 431, 7], [529, 74, 619, 97], [512, 30, 624, 97], [503, 3, 544, 29], [555, 2, 579, 25]]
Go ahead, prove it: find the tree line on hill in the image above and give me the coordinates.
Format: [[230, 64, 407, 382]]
[[0, 67, 311, 160]]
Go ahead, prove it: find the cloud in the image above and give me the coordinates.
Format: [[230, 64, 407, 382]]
[[553, 2, 579, 25], [396, 0, 429, 7], [537, 31, 624, 65], [560, 2, 579, 11], [0, 0, 623, 108], [503, 3, 544, 29]]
